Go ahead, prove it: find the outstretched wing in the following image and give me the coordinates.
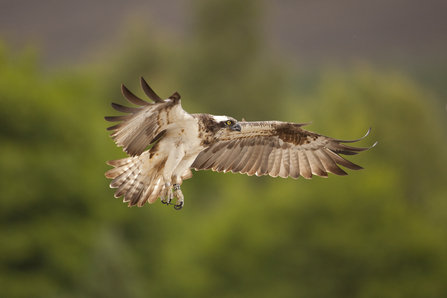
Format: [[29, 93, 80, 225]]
[[191, 121, 376, 179], [105, 77, 192, 156]]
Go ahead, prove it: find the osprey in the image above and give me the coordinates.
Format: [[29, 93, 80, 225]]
[[105, 77, 376, 210]]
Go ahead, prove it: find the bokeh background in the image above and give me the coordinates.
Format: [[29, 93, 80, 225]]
[[1, 1, 447, 297]]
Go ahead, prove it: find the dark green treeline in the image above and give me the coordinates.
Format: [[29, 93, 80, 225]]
[[1, 1, 447, 297]]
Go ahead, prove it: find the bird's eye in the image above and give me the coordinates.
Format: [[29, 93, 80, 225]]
[[226, 120, 233, 126]]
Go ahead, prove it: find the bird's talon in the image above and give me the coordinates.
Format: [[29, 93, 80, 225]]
[[174, 202, 183, 210], [173, 184, 184, 210]]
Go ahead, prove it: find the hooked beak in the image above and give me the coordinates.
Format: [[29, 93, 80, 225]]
[[231, 123, 242, 132]]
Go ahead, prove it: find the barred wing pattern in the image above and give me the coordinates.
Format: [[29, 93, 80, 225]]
[[191, 121, 376, 179], [105, 77, 190, 157], [105, 151, 193, 207]]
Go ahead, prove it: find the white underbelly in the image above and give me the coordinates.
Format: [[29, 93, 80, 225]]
[[153, 125, 204, 177]]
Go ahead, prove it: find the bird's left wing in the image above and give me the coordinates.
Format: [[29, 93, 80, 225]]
[[105, 77, 192, 157], [191, 121, 376, 179]]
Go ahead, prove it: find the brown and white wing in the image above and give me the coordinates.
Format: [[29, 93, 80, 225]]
[[105, 76, 192, 156], [191, 121, 376, 179]]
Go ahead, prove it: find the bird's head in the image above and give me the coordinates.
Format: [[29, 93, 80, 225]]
[[212, 116, 242, 132]]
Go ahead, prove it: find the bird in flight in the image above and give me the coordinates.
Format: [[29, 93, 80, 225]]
[[105, 77, 376, 210]]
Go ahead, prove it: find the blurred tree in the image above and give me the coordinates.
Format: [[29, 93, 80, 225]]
[[1, 0, 447, 297], [177, 0, 287, 121], [298, 65, 447, 205]]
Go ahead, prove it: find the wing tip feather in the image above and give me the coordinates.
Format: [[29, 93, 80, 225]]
[[140, 76, 165, 103], [121, 84, 150, 106]]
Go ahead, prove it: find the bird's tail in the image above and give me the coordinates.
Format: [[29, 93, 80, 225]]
[[105, 151, 165, 207]]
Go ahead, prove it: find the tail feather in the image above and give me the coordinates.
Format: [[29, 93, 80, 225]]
[[127, 180, 145, 206], [106, 156, 133, 167], [116, 161, 143, 197], [105, 152, 165, 207], [138, 177, 156, 206], [150, 178, 165, 203], [143, 176, 160, 204]]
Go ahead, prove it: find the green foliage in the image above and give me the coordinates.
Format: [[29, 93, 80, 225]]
[[1, 1, 447, 297]]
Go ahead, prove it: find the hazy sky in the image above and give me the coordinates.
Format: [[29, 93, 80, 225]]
[[1, 0, 446, 66]]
